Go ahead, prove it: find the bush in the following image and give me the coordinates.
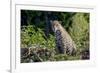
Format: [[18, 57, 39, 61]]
[[21, 25, 56, 49], [68, 13, 89, 52]]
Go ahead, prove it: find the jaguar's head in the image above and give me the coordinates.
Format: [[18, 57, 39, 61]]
[[50, 20, 61, 32]]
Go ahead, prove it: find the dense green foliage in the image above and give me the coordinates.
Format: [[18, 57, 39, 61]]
[[21, 10, 89, 63], [21, 25, 55, 49]]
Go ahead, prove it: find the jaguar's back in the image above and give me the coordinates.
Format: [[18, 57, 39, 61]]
[[51, 20, 76, 55]]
